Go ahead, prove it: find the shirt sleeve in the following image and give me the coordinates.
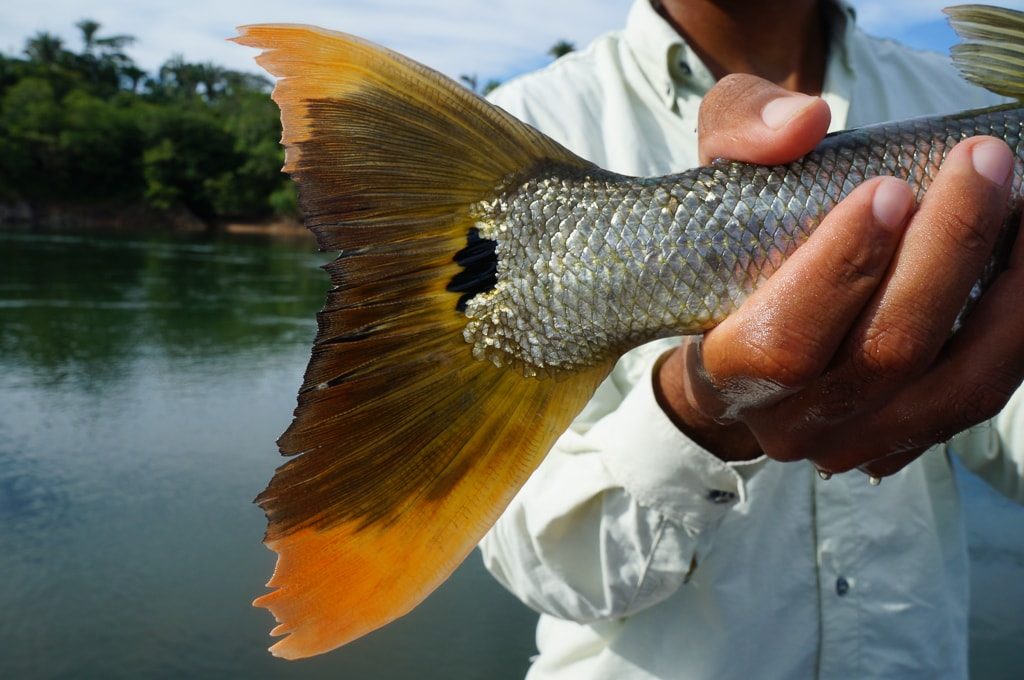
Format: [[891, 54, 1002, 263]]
[[949, 386, 1024, 505], [479, 339, 765, 622]]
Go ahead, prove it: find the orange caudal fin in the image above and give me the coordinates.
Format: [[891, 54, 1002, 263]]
[[231, 25, 609, 659]]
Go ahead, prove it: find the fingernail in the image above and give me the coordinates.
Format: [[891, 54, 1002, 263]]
[[761, 94, 816, 130], [869, 475, 882, 486], [971, 139, 1013, 187], [871, 178, 914, 230]]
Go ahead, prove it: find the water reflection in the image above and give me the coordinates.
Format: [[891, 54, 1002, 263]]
[[2, 229, 1021, 679], [0, 231, 325, 377], [0, 229, 537, 679]]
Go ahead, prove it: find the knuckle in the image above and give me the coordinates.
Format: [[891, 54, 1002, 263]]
[[828, 246, 883, 292], [698, 73, 771, 141], [933, 204, 995, 259], [852, 318, 932, 382], [734, 329, 823, 389], [953, 378, 1016, 427]]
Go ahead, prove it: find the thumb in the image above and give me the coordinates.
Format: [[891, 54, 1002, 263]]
[[698, 73, 831, 166]]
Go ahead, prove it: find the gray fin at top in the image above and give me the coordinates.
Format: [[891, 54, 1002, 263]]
[[946, 4, 1024, 100]]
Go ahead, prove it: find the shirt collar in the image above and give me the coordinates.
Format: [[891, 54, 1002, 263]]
[[624, 0, 857, 108]]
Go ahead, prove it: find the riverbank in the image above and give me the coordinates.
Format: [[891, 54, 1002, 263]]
[[0, 201, 311, 240], [222, 217, 309, 238]]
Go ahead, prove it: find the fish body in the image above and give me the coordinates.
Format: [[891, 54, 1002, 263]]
[[464, 104, 1024, 376], [232, 3, 1024, 660]]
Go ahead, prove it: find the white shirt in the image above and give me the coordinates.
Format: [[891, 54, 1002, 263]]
[[478, 2, 1024, 678]]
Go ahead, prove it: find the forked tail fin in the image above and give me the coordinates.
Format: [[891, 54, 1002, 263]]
[[232, 25, 611, 659]]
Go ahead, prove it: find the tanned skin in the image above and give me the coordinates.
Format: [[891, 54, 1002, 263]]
[[652, 0, 1024, 477]]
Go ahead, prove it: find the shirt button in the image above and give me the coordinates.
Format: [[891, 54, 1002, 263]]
[[706, 489, 736, 504], [835, 577, 850, 596]]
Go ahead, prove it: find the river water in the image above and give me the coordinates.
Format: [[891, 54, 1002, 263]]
[[0, 229, 1021, 678], [0, 229, 537, 679]]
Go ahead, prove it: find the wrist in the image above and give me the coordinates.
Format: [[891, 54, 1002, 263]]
[[653, 344, 762, 462]]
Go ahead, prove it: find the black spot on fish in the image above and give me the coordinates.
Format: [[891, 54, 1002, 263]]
[[447, 228, 497, 313]]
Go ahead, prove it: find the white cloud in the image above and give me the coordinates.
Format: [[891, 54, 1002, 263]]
[[849, 0, 1024, 34], [0, 0, 630, 80], [4, 0, 1024, 83]]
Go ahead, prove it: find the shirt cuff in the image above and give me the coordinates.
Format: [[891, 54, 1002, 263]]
[[597, 358, 765, 533]]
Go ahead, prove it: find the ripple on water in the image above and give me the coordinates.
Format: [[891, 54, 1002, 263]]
[[0, 456, 72, 538]]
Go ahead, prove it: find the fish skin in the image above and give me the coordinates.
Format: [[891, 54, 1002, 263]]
[[464, 103, 1024, 376]]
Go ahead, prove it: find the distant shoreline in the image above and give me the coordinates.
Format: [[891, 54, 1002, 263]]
[[0, 201, 312, 240], [222, 218, 310, 238]]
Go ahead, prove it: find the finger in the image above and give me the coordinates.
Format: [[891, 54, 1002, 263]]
[[694, 177, 913, 422], [865, 209, 1024, 449], [836, 137, 1014, 390], [798, 210, 1023, 472], [697, 73, 831, 165], [857, 447, 928, 479]]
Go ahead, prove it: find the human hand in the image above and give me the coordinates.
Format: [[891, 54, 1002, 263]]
[[654, 74, 1024, 479]]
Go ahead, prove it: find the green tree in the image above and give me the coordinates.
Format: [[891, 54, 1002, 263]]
[[154, 54, 203, 99], [73, 26, 122, 94], [0, 77, 65, 200], [139, 105, 240, 219], [24, 32, 69, 66], [59, 90, 143, 200], [0, 19, 350, 224], [76, 20, 102, 54], [121, 64, 146, 93], [76, 19, 134, 54], [194, 62, 224, 100]]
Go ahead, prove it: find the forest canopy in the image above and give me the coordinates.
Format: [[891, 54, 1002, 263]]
[[0, 20, 297, 224], [0, 22, 574, 227]]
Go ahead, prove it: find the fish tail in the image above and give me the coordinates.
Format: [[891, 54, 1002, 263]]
[[231, 25, 609, 659]]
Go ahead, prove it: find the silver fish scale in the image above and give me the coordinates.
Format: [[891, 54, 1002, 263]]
[[463, 104, 1024, 377]]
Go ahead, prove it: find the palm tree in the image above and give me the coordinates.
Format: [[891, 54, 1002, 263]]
[[194, 62, 224, 100], [24, 32, 68, 66], [95, 32, 135, 53], [72, 19, 138, 92], [121, 64, 147, 93], [221, 70, 272, 96], [76, 19, 102, 54], [159, 54, 202, 98]]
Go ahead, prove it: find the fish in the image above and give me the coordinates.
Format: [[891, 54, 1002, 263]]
[[232, 3, 1024, 660]]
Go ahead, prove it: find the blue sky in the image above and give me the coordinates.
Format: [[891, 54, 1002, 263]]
[[3, 1, 1024, 82]]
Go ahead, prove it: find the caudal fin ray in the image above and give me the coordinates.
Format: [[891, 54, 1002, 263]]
[[233, 23, 609, 658]]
